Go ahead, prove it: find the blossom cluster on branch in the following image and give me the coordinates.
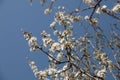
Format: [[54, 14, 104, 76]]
[[22, 0, 120, 80]]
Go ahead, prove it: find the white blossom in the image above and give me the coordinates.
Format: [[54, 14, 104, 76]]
[[58, 37, 65, 43], [58, 20, 71, 26], [41, 31, 54, 47], [83, 0, 94, 4], [28, 36, 40, 52], [101, 5, 107, 9], [44, 8, 50, 14], [28, 36, 37, 47], [50, 42, 61, 52], [51, 0, 56, 2], [55, 11, 65, 21], [75, 8, 80, 13], [96, 5, 107, 14], [63, 63, 69, 70], [63, 29, 73, 37], [107, 60, 113, 72], [42, 38, 54, 47], [111, 3, 120, 13], [28, 60, 39, 77], [38, 70, 47, 77], [90, 18, 98, 26], [96, 7, 102, 14], [53, 30, 58, 35], [47, 68, 57, 75], [22, 30, 31, 40], [70, 16, 82, 22], [57, 52, 64, 60], [29, 46, 40, 52], [30, 47, 35, 52], [50, 21, 56, 29], [96, 68, 106, 78], [84, 15, 89, 20]]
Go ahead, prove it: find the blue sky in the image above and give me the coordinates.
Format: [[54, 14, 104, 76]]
[[0, 0, 49, 80], [0, 0, 119, 80]]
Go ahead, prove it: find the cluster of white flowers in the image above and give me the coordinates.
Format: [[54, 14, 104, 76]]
[[28, 60, 39, 77], [49, 10, 82, 52], [22, 30, 40, 52], [94, 51, 114, 78], [28, 36, 39, 51], [55, 11, 65, 21], [57, 33, 65, 43], [107, 60, 113, 72], [76, 36, 88, 51], [41, 30, 54, 48], [84, 15, 98, 26], [28, 59, 81, 80], [96, 5, 107, 14], [95, 2, 120, 17], [46, 10, 81, 53], [68, 15, 82, 23], [94, 51, 108, 64], [50, 21, 56, 29], [55, 11, 71, 26], [95, 67, 106, 78], [28, 59, 58, 80], [94, 52, 108, 78], [37, 70, 48, 80], [52, 27, 72, 43], [23, 31, 31, 40], [49, 42, 61, 52], [47, 68, 57, 76], [54, 11, 81, 26], [83, 0, 94, 5], [111, 3, 120, 13], [90, 18, 98, 26], [41, 30, 75, 52], [62, 28, 73, 37], [62, 38, 76, 50]]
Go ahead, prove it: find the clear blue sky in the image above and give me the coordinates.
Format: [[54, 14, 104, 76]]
[[0, 0, 118, 80]]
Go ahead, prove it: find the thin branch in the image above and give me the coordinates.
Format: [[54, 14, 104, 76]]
[[90, 0, 102, 20], [39, 47, 69, 64], [102, 9, 120, 21]]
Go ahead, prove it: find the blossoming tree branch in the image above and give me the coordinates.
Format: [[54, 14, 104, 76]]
[[22, 0, 120, 80]]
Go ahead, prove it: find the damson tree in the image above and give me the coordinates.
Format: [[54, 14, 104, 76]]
[[22, 0, 120, 80]]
